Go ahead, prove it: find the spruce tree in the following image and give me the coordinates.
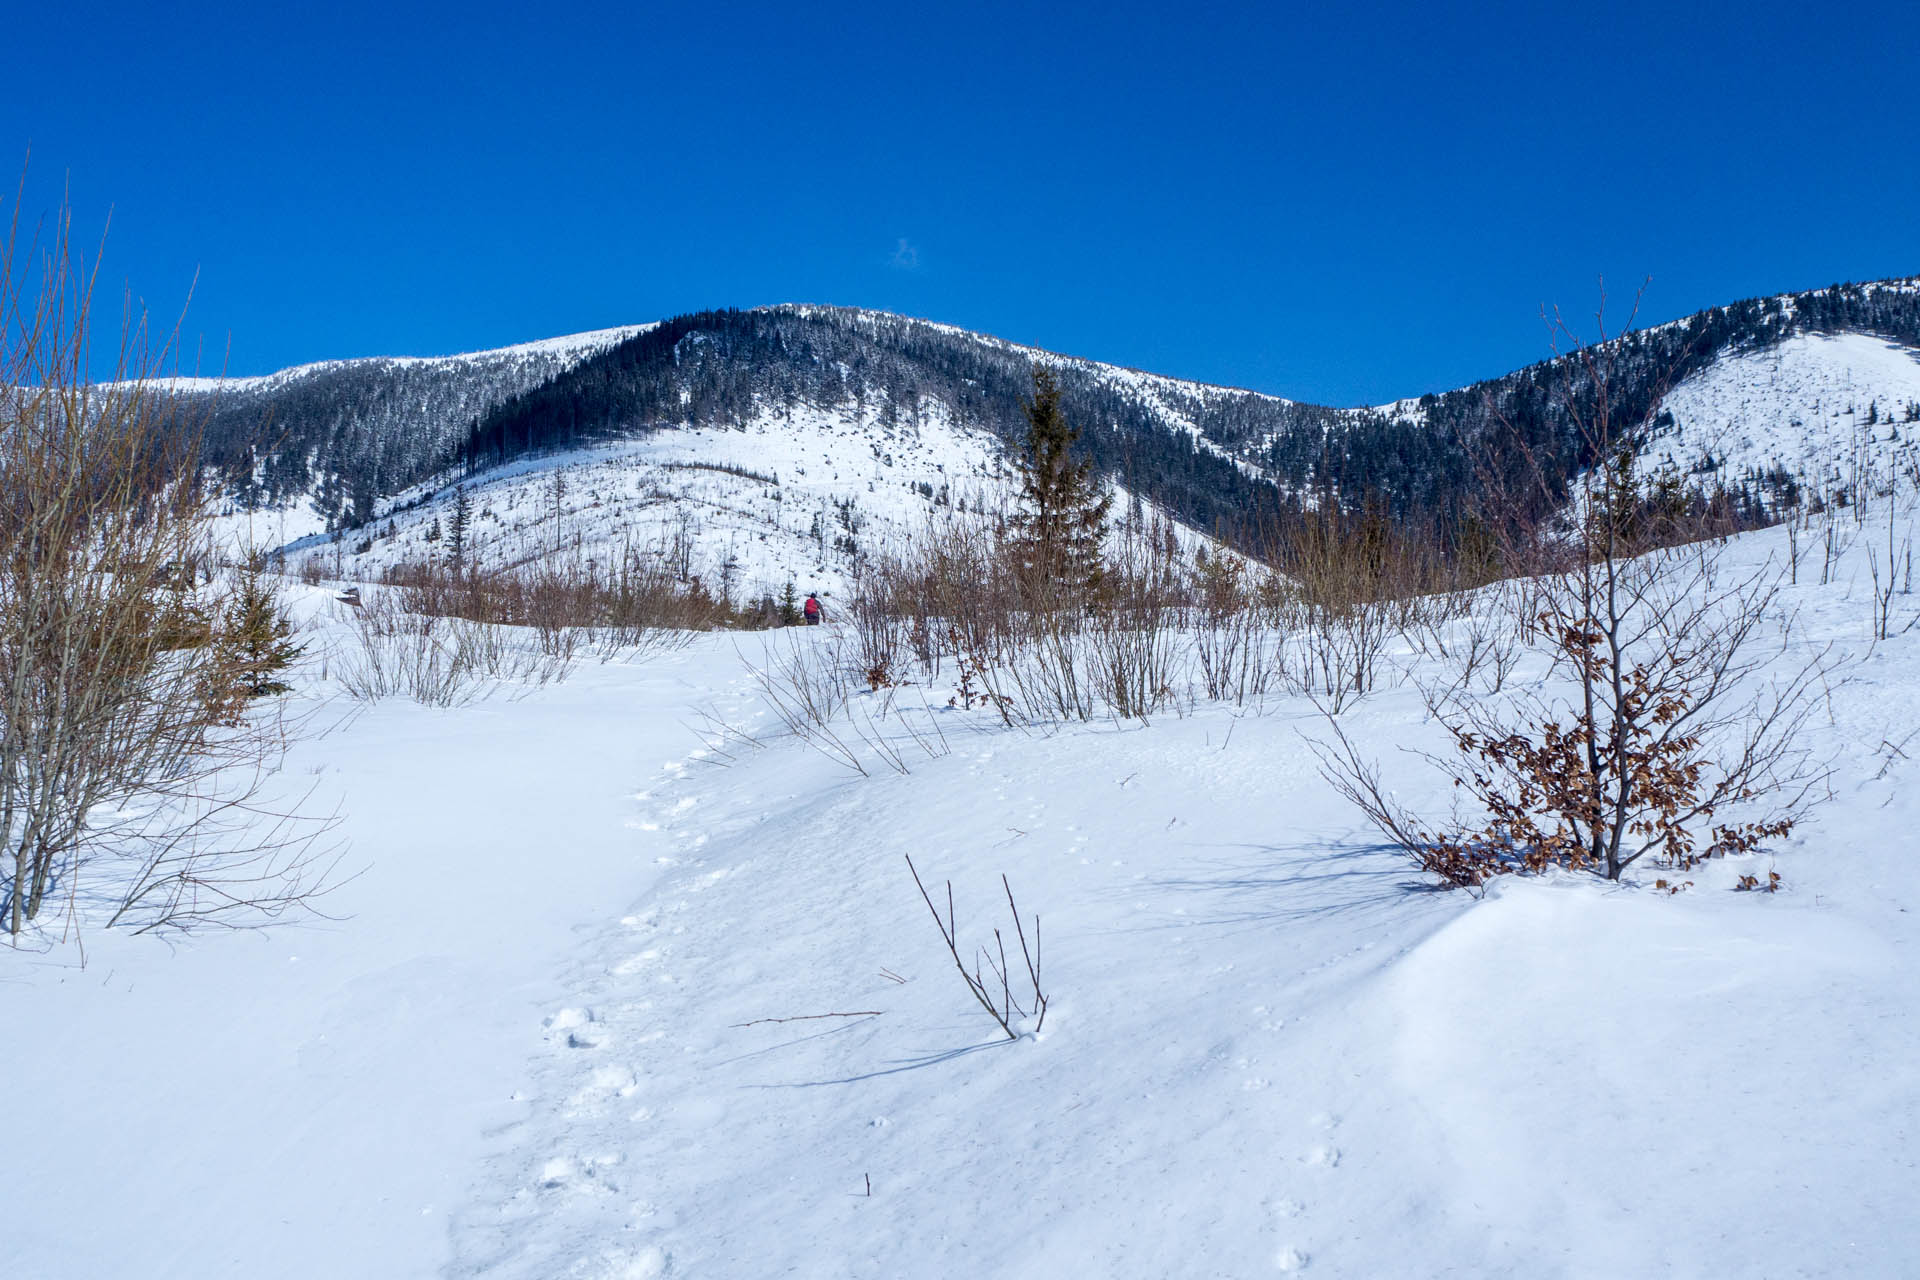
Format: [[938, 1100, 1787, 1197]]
[[1012, 368, 1111, 596], [207, 562, 304, 722], [448, 485, 471, 570]]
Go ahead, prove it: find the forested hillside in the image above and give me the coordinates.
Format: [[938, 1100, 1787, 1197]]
[[176, 279, 1920, 549]]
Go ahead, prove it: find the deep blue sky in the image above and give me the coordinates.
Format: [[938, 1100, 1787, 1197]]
[[6, 1, 1915, 405]]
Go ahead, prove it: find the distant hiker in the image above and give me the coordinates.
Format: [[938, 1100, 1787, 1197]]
[[804, 592, 823, 625]]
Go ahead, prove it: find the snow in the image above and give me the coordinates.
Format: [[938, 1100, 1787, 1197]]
[[291, 394, 1021, 600], [138, 324, 654, 394], [6, 514, 1920, 1276], [1649, 332, 1920, 501]]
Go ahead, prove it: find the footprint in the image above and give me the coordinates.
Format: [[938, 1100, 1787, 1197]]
[[1305, 1144, 1340, 1168], [570, 1065, 639, 1107], [1275, 1245, 1310, 1271], [545, 1008, 603, 1049], [613, 948, 660, 976]]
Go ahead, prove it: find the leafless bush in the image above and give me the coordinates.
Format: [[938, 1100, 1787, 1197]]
[[378, 539, 723, 658], [1268, 501, 1448, 713], [1190, 553, 1286, 706], [1085, 516, 1185, 720], [1818, 512, 1852, 587], [847, 686, 954, 776], [742, 628, 865, 774], [844, 575, 909, 690], [905, 855, 1047, 1041], [333, 591, 574, 705], [682, 703, 769, 768], [1, 175, 337, 938], [1411, 579, 1526, 699], [1865, 495, 1915, 643]]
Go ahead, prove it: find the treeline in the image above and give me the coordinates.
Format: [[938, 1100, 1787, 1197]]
[[171, 345, 606, 525]]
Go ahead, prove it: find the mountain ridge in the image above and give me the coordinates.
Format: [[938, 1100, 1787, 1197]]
[[172, 276, 1920, 554]]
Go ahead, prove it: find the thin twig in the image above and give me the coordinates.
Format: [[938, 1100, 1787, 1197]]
[[730, 1011, 884, 1028]]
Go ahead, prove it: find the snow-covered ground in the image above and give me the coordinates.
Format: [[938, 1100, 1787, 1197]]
[[6, 513, 1920, 1277]]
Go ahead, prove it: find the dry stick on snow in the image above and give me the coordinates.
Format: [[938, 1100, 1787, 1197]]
[[1003, 873, 1047, 1033], [729, 1011, 885, 1028]]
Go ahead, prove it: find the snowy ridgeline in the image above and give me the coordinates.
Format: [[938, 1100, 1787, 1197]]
[[7, 510, 1920, 1277]]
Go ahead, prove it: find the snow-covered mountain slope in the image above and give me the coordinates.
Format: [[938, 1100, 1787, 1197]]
[[296, 395, 1019, 599], [185, 324, 657, 528], [1642, 332, 1920, 503], [150, 325, 652, 395], [284, 391, 1216, 601]]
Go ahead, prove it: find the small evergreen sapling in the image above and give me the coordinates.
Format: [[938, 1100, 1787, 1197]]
[[209, 563, 304, 721]]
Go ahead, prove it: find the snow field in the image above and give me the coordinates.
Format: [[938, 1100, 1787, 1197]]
[[1649, 332, 1920, 502], [289, 396, 1020, 603], [4, 511, 1920, 1276]]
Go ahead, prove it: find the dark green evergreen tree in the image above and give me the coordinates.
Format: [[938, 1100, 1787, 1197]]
[[448, 485, 471, 569], [1012, 368, 1111, 595], [208, 563, 304, 722]]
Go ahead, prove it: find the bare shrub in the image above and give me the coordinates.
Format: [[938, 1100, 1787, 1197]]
[[333, 590, 574, 706], [742, 628, 865, 774], [1, 177, 337, 937], [1086, 516, 1185, 720], [378, 538, 724, 658], [1270, 500, 1447, 713], [1865, 495, 1915, 643], [844, 575, 909, 690], [847, 685, 954, 776], [905, 855, 1047, 1041], [1410, 578, 1525, 698], [1190, 553, 1285, 706]]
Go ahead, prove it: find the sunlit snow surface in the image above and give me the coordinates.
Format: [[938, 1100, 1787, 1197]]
[[1649, 332, 1920, 500], [4, 514, 1919, 1277]]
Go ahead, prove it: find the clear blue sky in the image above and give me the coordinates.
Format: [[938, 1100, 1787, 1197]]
[[6, 0, 1915, 405]]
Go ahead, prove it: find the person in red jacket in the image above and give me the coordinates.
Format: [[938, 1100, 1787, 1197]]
[[803, 592, 822, 625]]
